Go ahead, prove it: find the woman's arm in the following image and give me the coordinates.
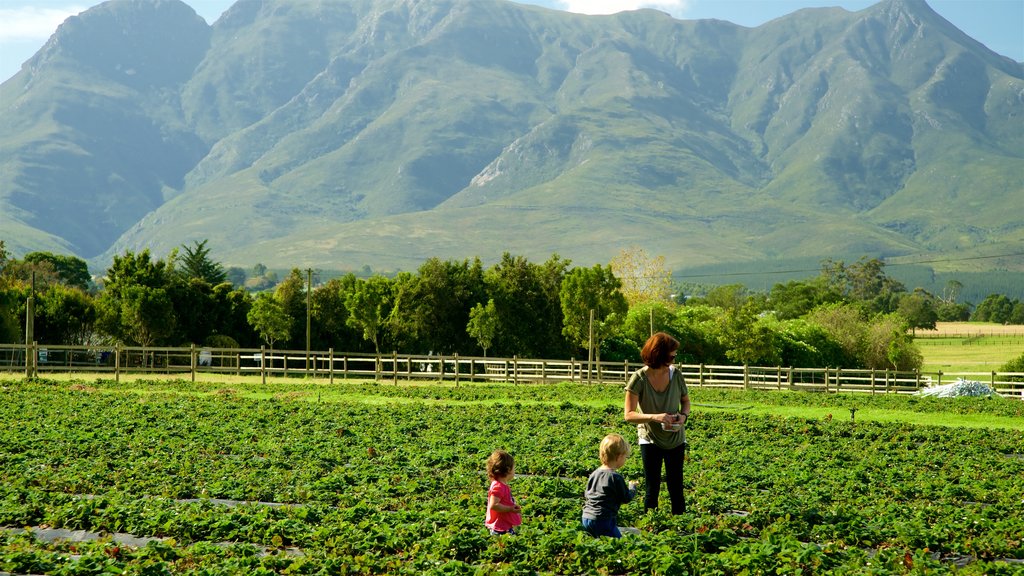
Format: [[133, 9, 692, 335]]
[[680, 394, 691, 423], [624, 391, 674, 424]]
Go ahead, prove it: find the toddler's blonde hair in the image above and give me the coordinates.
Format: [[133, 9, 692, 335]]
[[599, 433, 630, 465], [486, 449, 515, 480]]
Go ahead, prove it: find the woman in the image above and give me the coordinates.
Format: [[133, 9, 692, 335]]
[[624, 332, 691, 514]]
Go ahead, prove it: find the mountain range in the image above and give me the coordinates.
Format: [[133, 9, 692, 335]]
[[1, 0, 1022, 275]]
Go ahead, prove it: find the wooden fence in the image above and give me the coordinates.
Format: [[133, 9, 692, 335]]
[[2, 342, 1023, 399]]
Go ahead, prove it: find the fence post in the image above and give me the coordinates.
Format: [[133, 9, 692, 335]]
[[329, 348, 334, 385], [871, 369, 876, 394], [836, 367, 841, 393], [393, 351, 398, 385], [625, 360, 630, 385], [915, 369, 920, 391], [787, 366, 794, 390], [776, 366, 781, 390], [115, 344, 121, 384], [570, 357, 575, 382], [190, 343, 197, 383], [991, 370, 996, 390], [261, 345, 267, 385], [454, 353, 460, 387], [513, 355, 519, 385], [743, 365, 750, 390], [699, 364, 705, 387]]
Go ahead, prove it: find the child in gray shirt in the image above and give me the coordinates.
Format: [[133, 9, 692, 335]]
[[582, 434, 637, 538]]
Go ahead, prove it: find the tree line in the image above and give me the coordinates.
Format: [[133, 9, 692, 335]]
[[2, 239, 1022, 372]]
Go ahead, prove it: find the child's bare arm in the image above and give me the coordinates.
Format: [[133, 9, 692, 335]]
[[489, 494, 521, 513]]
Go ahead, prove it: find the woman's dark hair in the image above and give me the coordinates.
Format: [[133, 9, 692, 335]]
[[641, 332, 679, 368]]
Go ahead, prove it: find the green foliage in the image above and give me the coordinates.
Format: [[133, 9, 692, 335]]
[[972, 294, 1024, 324], [559, 264, 628, 356], [722, 302, 781, 366], [176, 240, 227, 285], [35, 285, 95, 345], [768, 277, 841, 320], [246, 293, 290, 348], [998, 352, 1024, 382], [273, 269, 308, 348], [392, 258, 486, 354], [805, 304, 922, 371], [484, 253, 570, 358], [897, 291, 939, 333], [344, 275, 395, 354], [466, 299, 499, 356], [22, 252, 92, 290]]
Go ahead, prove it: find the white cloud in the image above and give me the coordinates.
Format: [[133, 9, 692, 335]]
[[552, 0, 693, 17], [0, 5, 86, 42]]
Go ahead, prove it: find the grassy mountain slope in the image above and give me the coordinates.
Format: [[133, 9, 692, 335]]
[[0, 0, 1020, 274]]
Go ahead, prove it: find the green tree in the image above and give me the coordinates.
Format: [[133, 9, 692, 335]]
[[972, 294, 1014, 323], [621, 301, 677, 347], [768, 277, 841, 320], [821, 257, 906, 314], [696, 283, 751, 311], [484, 253, 570, 358], [225, 266, 247, 287], [209, 283, 256, 347], [310, 275, 363, 352], [805, 302, 867, 369], [391, 258, 485, 354], [274, 269, 309, 348], [663, 305, 728, 365], [247, 292, 291, 348], [896, 290, 938, 334], [467, 299, 499, 356], [23, 252, 91, 290], [95, 250, 173, 344], [118, 285, 175, 346], [559, 264, 628, 358], [165, 277, 219, 345], [345, 275, 394, 354], [723, 301, 781, 366], [36, 285, 95, 344], [177, 240, 227, 285]]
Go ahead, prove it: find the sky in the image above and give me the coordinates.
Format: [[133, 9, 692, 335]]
[[0, 0, 1021, 83]]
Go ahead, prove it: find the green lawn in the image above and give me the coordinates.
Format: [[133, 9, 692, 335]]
[[916, 335, 1024, 373]]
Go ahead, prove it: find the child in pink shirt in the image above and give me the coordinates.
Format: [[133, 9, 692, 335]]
[[484, 449, 522, 535]]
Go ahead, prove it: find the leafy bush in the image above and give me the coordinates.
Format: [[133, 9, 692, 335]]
[[998, 351, 1024, 382]]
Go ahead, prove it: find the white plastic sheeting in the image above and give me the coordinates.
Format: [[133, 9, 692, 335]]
[[915, 378, 999, 398]]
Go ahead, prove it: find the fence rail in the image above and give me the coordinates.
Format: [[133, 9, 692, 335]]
[[2, 342, 1023, 399]]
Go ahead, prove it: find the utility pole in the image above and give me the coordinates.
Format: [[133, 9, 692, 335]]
[[25, 271, 35, 378], [306, 268, 312, 372], [588, 309, 594, 384]]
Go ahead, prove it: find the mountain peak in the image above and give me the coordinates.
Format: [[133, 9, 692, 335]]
[[28, 0, 210, 86]]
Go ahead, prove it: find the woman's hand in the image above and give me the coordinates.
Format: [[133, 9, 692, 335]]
[[654, 412, 678, 424]]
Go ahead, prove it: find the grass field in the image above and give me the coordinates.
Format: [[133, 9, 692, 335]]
[[916, 322, 1024, 373]]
